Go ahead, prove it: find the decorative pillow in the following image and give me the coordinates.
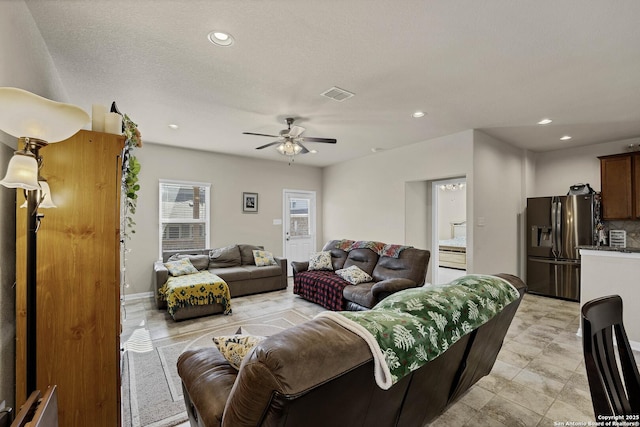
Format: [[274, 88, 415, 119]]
[[163, 258, 198, 276], [209, 245, 242, 268], [308, 251, 333, 271], [253, 250, 277, 266], [239, 244, 264, 265], [167, 253, 210, 270], [212, 334, 266, 370], [335, 265, 372, 285]]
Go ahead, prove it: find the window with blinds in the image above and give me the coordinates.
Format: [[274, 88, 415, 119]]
[[159, 180, 210, 255]]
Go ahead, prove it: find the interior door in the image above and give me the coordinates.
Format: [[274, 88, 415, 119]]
[[283, 190, 316, 276]]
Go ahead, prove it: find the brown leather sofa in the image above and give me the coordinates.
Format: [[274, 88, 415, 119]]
[[177, 273, 526, 427], [154, 244, 287, 320], [291, 240, 430, 311]]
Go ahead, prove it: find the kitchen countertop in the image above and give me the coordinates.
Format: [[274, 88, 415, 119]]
[[578, 245, 640, 254]]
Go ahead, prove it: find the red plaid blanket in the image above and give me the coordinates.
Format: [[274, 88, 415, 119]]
[[293, 270, 350, 311]]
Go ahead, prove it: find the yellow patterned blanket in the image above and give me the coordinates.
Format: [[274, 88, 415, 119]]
[[160, 271, 232, 317]]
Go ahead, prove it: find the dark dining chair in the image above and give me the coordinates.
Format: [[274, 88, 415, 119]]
[[582, 295, 640, 417]]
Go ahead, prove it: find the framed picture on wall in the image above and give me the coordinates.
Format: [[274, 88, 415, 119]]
[[243, 192, 258, 213]]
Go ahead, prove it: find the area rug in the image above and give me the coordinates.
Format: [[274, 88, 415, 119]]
[[123, 309, 311, 427]]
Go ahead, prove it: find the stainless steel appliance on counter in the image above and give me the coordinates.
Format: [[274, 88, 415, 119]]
[[526, 195, 597, 301]]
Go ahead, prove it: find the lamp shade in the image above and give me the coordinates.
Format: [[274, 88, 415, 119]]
[[38, 181, 57, 208], [0, 87, 89, 143], [19, 180, 57, 209], [0, 151, 39, 190]]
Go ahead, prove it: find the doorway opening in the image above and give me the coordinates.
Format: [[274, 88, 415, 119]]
[[432, 178, 467, 284]]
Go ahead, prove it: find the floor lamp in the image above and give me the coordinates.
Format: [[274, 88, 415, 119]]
[[0, 87, 89, 396]]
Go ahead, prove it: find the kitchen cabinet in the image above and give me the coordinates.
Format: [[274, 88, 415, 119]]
[[599, 152, 640, 220], [15, 130, 123, 426]]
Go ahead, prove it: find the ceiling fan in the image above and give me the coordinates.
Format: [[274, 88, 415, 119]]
[[243, 117, 337, 159]]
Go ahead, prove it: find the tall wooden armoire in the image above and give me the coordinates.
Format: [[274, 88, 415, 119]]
[[16, 130, 124, 426]]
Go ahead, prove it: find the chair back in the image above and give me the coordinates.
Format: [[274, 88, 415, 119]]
[[582, 295, 640, 416]]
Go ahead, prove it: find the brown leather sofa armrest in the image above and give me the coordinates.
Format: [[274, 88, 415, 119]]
[[275, 257, 288, 288], [153, 260, 168, 309], [178, 347, 239, 427], [291, 260, 309, 277], [223, 317, 372, 426], [371, 278, 417, 300]]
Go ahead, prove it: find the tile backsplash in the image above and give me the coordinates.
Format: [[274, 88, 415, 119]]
[[605, 220, 640, 248]]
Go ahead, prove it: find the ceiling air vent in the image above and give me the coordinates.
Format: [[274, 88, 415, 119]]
[[321, 86, 355, 102]]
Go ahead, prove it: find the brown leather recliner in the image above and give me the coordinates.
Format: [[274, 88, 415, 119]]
[[292, 240, 431, 311], [177, 273, 526, 427]]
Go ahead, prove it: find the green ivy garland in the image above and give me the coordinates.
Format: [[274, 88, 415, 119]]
[[122, 114, 141, 239]]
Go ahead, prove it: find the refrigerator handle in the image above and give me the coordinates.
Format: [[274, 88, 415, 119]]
[[551, 198, 559, 258], [555, 198, 562, 256]]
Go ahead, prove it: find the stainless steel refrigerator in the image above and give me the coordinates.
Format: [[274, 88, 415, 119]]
[[526, 195, 596, 301]]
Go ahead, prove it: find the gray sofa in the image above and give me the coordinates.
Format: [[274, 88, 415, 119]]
[[154, 244, 287, 320]]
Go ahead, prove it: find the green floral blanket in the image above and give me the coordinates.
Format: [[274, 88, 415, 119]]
[[317, 274, 520, 389]]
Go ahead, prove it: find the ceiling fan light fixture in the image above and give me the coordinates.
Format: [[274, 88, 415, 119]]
[[208, 31, 234, 46], [276, 140, 302, 156]]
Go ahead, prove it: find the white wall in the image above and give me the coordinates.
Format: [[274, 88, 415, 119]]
[[125, 143, 323, 296], [0, 2, 68, 125], [529, 137, 640, 197], [323, 130, 474, 244], [0, 0, 68, 410], [323, 130, 527, 280], [0, 143, 15, 409], [472, 131, 524, 276]]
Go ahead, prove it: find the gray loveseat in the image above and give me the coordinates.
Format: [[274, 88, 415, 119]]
[[154, 244, 287, 320]]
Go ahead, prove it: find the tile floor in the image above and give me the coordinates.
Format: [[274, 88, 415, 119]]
[[122, 279, 622, 427]]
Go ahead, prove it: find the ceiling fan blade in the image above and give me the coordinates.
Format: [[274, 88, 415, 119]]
[[255, 141, 281, 150], [297, 142, 310, 154], [301, 136, 337, 144], [288, 125, 305, 138], [243, 132, 280, 138]]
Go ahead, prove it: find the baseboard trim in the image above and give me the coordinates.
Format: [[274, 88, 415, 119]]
[[123, 291, 154, 301]]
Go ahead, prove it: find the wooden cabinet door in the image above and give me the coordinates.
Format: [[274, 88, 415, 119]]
[[599, 154, 633, 220], [16, 130, 123, 426]]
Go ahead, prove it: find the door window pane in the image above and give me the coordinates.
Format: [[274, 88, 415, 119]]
[[289, 198, 310, 237]]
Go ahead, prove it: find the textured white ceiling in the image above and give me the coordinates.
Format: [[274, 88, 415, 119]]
[[24, 0, 640, 166]]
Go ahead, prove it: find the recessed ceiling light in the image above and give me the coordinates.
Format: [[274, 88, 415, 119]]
[[168, 124, 179, 130], [412, 111, 425, 118], [207, 31, 234, 46], [538, 118, 552, 125], [560, 135, 572, 141], [310, 149, 318, 154]]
